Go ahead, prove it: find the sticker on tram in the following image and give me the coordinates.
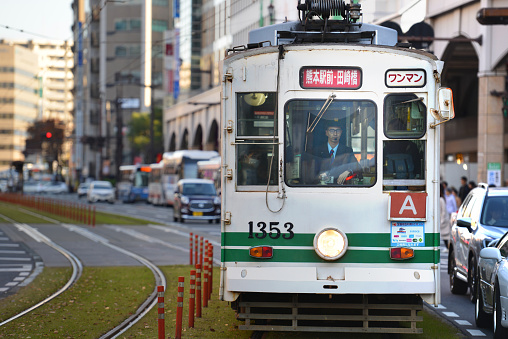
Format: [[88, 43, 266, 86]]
[[300, 66, 362, 89], [390, 222, 425, 247], [385, 69, 426, 88]]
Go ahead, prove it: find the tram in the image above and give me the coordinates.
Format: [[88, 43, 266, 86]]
[[219, 0, 455, 334]]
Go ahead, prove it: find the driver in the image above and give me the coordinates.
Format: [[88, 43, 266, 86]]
[[312, 119, 362, 184]]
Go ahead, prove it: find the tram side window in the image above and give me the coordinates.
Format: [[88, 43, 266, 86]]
[[236, 92, 278, 188], [384, 94, 426, 139], [284, 99, 376, 187], [383, 94, 426, 191]]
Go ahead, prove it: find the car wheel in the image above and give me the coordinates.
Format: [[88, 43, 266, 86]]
[[173, 215, 178, 222], [475, 280, 491, 328], [208, 219, 213, 224], [469, 257, 478, 303], [494, 282, 508, 338], [449, 249, 468, 294]]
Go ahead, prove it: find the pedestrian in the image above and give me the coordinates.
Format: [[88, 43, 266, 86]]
[[459, 176, 470, 202], [440, 183, 451, 249], [445, 187, 457, 214], [451, 186, 461, 208], [468, 181, 477, 190]]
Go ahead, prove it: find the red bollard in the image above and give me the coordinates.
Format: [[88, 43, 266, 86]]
[[88, 205, 91, 226], [189, 232, 193, 265], [175, 276, 184, 339], [200, 237, 204, 268], [194, 234, 198, 265], [92, 206, 96, 227], [209, 244, 213, 299], [203, 257, 209, 308], [189, 269, 196, 328], [195, 264, 202, 318], [157, 285, 165, 339]]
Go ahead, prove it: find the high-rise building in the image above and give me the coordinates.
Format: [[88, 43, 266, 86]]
[[0, 42, 39, 171], [73, 0, 172, 181]]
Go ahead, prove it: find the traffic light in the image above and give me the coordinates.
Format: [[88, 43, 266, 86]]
[[477, 7, 508, 25], [46, 132, 52, 139]]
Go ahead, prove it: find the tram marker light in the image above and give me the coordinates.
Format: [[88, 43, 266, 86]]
[[314, 228, 348, 261], [390, 247, 414, 260], [249, 246, 273, 258]]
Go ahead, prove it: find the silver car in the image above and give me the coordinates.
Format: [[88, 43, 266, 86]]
[[476, 232, 508, 338], [87, 181, 115, 204]]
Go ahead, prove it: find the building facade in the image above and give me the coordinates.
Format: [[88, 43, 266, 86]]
[[0, 43, 39, 171], [73, 0, 172, 181]]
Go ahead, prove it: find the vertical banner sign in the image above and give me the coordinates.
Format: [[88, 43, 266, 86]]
[[164, 30, 174, 95], [173, 29, 180, 100], [488, 162, 501, 187]]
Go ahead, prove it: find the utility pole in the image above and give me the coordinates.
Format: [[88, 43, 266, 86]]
[[115, 83, 123, 184]]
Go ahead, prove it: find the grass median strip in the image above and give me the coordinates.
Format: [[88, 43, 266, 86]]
[[0, 266, 153, 338], [0, 265, 464, 338], [0, 202, 157, 225]]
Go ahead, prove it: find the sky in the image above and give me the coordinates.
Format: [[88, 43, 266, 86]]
[[0, 0, 74, 41]]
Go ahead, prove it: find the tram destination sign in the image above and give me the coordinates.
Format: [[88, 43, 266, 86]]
[[300, 67, 362, 89]]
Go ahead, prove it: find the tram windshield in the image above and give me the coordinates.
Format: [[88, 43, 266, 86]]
[[284, 99, 376, 187]]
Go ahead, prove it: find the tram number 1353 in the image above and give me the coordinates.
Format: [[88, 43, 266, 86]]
[[248, 221, 295, 239]]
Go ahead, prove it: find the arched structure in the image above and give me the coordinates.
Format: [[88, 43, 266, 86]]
[[193, 125, 203, 150], [429, 0, 508, 186], [163, 86, 221, 154]]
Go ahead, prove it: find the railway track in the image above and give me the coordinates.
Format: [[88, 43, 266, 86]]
[[0, 205, 167, 338]]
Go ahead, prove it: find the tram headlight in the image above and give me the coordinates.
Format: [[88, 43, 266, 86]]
[[313, 228, 348, 261]]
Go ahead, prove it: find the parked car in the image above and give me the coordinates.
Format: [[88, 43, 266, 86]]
[[42, 181, 68, 194], [77, 183, 90, 198], [87, 181, 115, 204], [475, 231, 508, 338], [449, 184, 508, 303], [22, 180, 44, 194], [173, 179, 220, 223]]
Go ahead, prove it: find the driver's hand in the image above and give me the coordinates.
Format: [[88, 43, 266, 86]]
[[336, 170, 351, 184]]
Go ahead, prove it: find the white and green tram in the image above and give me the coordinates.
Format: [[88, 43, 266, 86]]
[[220, 1, 454, 333]]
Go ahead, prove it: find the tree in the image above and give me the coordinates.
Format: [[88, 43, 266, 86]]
[[127, 106, 163, 163], [24, 119, 65, 173]]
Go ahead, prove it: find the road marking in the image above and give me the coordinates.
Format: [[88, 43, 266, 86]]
[[5, 282, 18, 287], [0, 257, 31, 261], [13, 277, 25, 281], [0, 287, 8, 292], [0, 244, 20, 247], [0, 237, 8, 240], [0, 250, 26, 254], [454, 319, 471, 325], [442, 312, 459, 317], [466, 329, 486, 336], [149, 225, 221, 247]]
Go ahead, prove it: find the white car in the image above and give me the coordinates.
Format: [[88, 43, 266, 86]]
[[476, 231, 508, 338], [77, 183, 90, 198], [23, 181, 44, 194], [87, 181, 115, 204], [42, 181, 68, 194]]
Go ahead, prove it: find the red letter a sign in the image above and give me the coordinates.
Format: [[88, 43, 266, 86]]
[[389, 192, 427, 220]]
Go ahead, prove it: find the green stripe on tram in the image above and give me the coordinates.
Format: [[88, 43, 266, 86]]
[[222, 232, 440, 247], [222, 248, 438, 264]]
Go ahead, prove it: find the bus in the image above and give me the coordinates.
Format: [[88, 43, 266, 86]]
[[220, 1, 455, 334], [147, 161, 166, 206], [197, 156, 221, 193], [162, 150, 219, 206], [117, 164, 151, 203]]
